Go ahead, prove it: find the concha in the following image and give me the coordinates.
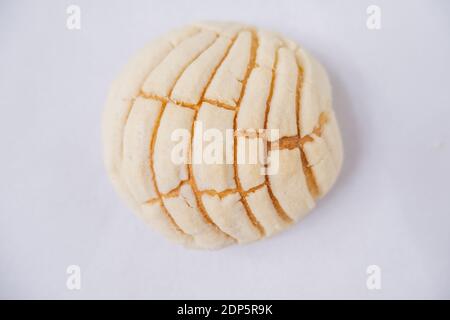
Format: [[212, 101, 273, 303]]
[[102, 21, 343, 249]]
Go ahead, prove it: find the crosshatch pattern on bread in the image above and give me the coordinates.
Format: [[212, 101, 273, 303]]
[[102, 21, 343, 249]]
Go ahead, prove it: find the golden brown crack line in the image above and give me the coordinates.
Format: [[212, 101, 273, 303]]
[[265, 111, 330, 151], [300, 113, 329, 198], [149, 100, 191, 237], [203, 98, 236, 110], [295, 63, 327, 199], [139, 92, 239, 112], [146, 181, 266, 203], [231, 29, 266, 237], [244, 182, 266, 195], [164, 179, 188, 198], [139, 92, 198, 110], [262, 47, 293, 224]]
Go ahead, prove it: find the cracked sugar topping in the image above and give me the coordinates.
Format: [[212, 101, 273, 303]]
[[103, 22, 343, 249]]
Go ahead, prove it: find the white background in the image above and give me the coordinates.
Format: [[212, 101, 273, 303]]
[[1, 0, 449, 299]]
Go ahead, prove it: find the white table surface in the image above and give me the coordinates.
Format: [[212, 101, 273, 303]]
[[1, 0, 449, 299]]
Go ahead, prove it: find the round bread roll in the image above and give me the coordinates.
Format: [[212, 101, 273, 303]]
[[102, 22, 343, 249]]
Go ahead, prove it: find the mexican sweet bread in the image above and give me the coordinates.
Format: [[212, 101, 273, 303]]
[[103, 22, 343, 249]]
